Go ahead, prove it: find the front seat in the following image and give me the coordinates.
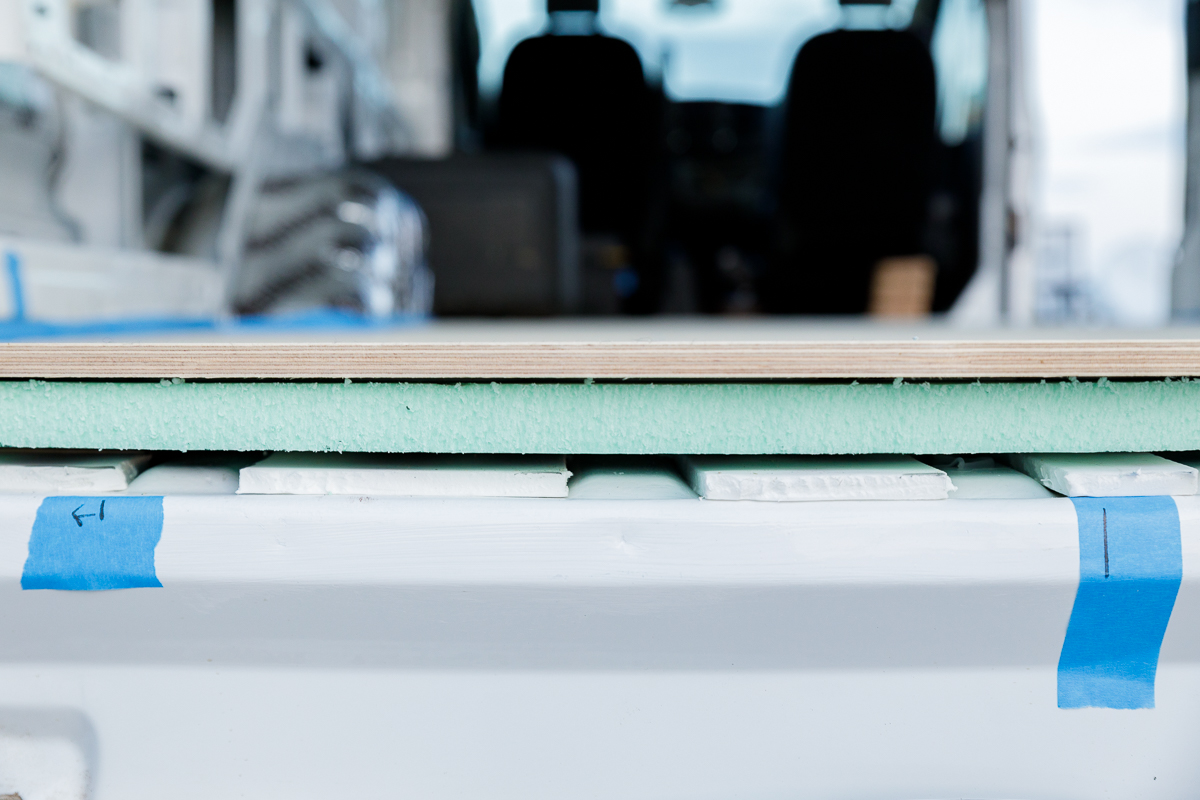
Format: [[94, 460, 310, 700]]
[[496, 0, 651, 246], [762, 28, 937, 314]]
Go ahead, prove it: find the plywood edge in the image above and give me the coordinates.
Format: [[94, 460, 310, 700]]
[[0, 340, 1197, 379]]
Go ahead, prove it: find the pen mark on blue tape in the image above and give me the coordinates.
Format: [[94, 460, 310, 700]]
[[21, 496, 164, 591], [1058, 496, 1182, 709]]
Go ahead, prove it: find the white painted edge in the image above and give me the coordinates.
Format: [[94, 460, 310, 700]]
[[942, 466, 1056, 500], [567, 467, 697, 500], [680, 456, 953, 501], [125, 464, 241, 495], [1007, 453, 1200, 497]]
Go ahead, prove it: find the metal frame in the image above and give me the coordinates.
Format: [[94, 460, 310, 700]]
[[950, 0, 1032, 325]]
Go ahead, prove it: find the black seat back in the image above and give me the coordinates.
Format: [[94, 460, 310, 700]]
[[764, 29, 936, 313], [497, 33, 650, 238]]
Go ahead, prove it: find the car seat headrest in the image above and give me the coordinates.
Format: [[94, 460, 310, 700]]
[[548, 0, 599, 13]]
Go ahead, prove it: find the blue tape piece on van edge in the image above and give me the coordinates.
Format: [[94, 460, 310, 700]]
[[5, 249, 25, 322], [1058, 496, 1182, 709], [0, 309, 430, 341], [21, 496, 164, 590]]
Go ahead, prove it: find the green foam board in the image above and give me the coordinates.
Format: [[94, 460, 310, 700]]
[[0, 378, 1196, 454]]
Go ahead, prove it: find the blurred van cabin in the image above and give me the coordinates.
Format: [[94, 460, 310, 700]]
[[0, 0, 1033, 326]]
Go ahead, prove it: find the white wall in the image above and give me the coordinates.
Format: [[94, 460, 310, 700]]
[[1029, 0, 1186, 325]]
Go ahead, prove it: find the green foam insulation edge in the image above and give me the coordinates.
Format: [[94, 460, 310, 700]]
[[0, 378, 1196, 454]]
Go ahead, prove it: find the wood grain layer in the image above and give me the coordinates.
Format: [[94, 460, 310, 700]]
[[0, 340, 1197, 379]]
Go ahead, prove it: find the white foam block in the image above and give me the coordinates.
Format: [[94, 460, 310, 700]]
[[1007, 453, 1199, 497], [238, 454, 571, 497], [681, 455, 953, 501], [0, 450, 150, 493]]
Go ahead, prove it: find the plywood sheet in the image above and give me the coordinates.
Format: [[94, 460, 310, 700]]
[[2, 338, 1200, 378]]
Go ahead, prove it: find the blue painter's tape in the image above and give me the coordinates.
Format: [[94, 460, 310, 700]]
[[4, 250, 24, 322], [0, 308, 429, 341], [1058, 496, 1182, 709], [21, 496, 164, 591]]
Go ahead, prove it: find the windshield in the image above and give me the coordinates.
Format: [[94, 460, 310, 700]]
[[479, 0, 919, 103], [478, 0, 984, 144]]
